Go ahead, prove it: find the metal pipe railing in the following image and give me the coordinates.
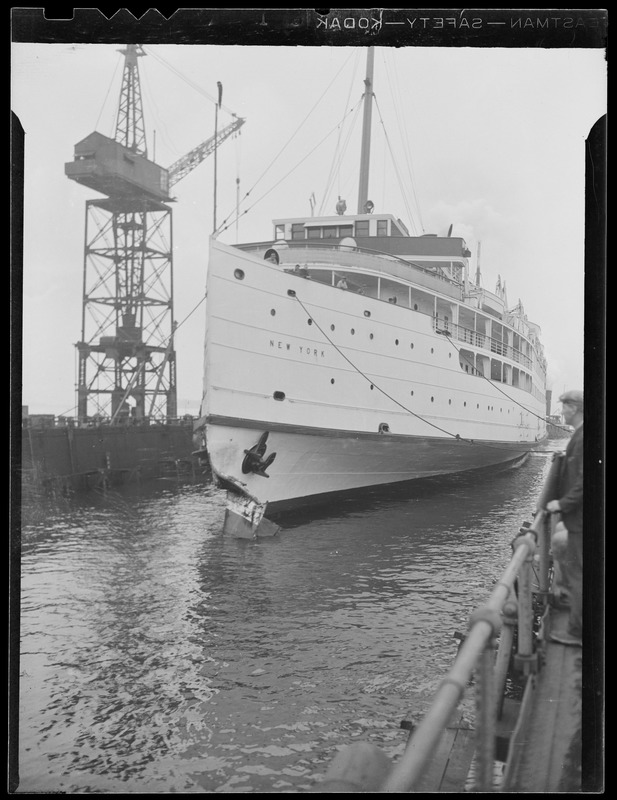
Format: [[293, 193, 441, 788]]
[[314, 514, 552, 794], [379, 527, 541, 793]]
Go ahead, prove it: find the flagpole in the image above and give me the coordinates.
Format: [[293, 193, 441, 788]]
[[213, 81, 222, 234]]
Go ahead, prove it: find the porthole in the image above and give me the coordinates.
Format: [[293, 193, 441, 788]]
[[369, 333, 374, 340], [448, 353, 452, 358], [395, 339, 399, 346], [431, 396, 434, 403], [410, 343, 414, 349], [378, 422, 390, 434], [330, 378, 335, 384], [351, 328, 355, 335], [273, 391, 286, 401], [477, 404, 480, 409], [413, 304, 418, 311], [449, 399, 452, 405], [287, 289, 296, 297], [410, 390, 414, 396], [364, 310, 371, 318], [370, 384, 374, 390], [431, 348, 434, 354], [270, 309, 276, 316], [330, 324, 335, 331], [464, 401, 467, 407], [234, 268, 245, 280], [307, 319, 313, 325]]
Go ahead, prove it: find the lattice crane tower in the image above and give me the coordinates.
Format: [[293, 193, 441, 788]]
[[65, 44, 244, 423]]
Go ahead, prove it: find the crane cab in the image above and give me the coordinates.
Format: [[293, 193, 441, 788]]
[[65, 131, 172, 203]]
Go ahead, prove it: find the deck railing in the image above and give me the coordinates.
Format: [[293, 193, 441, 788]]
[[313, 510, 552, 793], [435, 318, 533, 371]]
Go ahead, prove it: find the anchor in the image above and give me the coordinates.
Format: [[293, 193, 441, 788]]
[[242, 431, 277, 478]]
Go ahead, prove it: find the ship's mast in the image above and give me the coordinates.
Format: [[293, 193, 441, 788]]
[[356, 47, 375, 214]]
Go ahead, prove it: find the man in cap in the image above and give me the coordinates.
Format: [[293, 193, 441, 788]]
[[546, 389, 584, 646]]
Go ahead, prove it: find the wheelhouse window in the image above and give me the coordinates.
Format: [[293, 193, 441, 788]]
[[355, 220, 369, 237], [307, 227, 321, 239], [275, 224, 285, 239], [339, 225, 353, 238], [376, 219, 388, 236], [291, 223, 305, 240], [323, 226, 338, 238]]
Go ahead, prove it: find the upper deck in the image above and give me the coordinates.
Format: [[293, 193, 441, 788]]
[[233, 211, 547, 385]]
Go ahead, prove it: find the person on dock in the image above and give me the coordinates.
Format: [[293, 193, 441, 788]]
[[545, 389, 584, 647]]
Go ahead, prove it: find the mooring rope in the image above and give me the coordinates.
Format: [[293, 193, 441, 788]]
[[439, 329, 571, 433], [291, 292, 560, 453]]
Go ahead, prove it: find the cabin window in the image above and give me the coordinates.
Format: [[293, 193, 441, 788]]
[[409, 288, 434, 315], [307, 227, 321, 239], [380, 278, 407, 307], [491, 359, 502, 382], [459, 349, 474, 373], [339, 225, 353, 238], [291, 224, 305, 240], [355, 220, 369, 237], [376, 219, 388, 236], [275, 224, 285, 239], [476, 354, 489, 377], [323, 226, 338, 239]]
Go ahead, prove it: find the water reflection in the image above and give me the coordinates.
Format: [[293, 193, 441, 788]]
[[17, 452, 553, 793]]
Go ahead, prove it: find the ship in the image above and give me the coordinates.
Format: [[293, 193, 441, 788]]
[[193, 47, 548, 536]]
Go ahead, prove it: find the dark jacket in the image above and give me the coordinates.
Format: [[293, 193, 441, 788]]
[[558, 424, 584, 534]]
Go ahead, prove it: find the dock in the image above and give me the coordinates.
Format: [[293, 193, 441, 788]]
[[20, 417, 204, 494]]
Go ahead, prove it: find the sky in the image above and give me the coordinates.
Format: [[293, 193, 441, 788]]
[[12, 42, 606, 417]]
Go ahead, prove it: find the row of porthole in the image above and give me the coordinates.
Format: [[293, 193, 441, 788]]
[[270, 308, 451, 356], [274, 386, 509, 413]]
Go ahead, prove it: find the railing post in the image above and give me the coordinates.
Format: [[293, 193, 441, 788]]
[[468, 606, 502, 792], [512, 535, 538, 675], [494, 592, 518, 719], [535, 512, 551, 602], [474, 640, 498, 791]]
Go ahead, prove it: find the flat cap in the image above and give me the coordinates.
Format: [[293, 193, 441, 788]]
[[559, 389, 584, 407]]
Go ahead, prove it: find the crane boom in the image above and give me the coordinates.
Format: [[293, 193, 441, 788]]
[[167, 115, 245, 188]]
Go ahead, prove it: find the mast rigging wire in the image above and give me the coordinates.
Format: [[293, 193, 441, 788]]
[[318, 102, 363, 216], [216, 50, 357, 234], [143, 46, 238, 117], [318, 51, 362, 216], [373, 96, 419, 236], [381, 52, 425, 234], [215, 103, 362, 236]]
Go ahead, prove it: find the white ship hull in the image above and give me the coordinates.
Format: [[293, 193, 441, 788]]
[[195, 238, 547, 524]]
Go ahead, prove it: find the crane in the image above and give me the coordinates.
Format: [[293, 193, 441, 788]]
[[167, 115, 244, 189], [65, 44, 243, 424]]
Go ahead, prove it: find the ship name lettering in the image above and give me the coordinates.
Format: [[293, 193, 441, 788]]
[[298, 346, 325, 358], [270, 340, 291, 351]]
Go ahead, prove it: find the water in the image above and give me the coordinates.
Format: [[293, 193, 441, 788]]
[[14, 449, 557, 793]]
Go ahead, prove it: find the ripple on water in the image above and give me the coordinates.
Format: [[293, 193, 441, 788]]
[[17, 455, 552, 792]]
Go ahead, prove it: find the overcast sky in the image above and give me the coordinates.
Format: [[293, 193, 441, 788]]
[[12, 43, 606, 417]]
